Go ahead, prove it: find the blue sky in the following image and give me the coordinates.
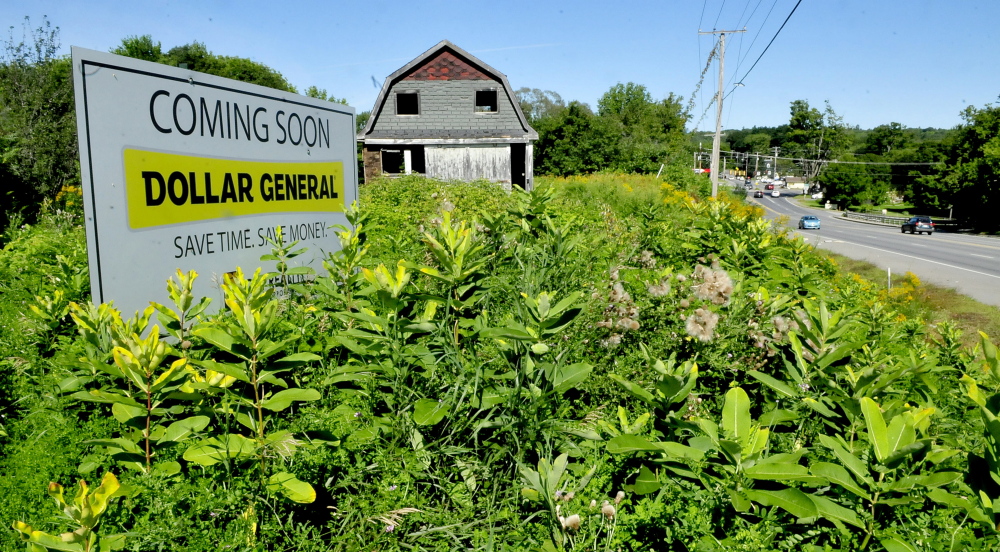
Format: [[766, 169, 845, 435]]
[[5, 0, 998, 131]]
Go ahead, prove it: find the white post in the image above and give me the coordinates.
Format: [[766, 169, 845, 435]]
[[403, 150, 412, 175]]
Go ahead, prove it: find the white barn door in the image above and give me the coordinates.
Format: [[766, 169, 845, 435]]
[[425, 145, 511, 187]]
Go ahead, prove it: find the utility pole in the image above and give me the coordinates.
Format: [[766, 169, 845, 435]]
[[772, 146, 780, 179], [699, 27, 746, 198]]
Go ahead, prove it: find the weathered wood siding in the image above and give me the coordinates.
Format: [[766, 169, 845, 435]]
[[425, 145, 511, 188]]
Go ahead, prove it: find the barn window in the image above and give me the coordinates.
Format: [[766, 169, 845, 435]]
[[475, 90, 498, 113], [396, 93, 419, 115], [381, 149, 404, 173]]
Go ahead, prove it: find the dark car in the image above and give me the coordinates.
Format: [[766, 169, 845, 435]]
[[753, 190, 764, 198], [901, 216, 935, 235]]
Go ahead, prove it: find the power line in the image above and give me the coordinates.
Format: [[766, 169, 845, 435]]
[[712, 0, 728, 30], [728, 0, 772, 90], [732, 0, 802, 89], [697, 0, 708, 122], [710, 150, 942, 166]]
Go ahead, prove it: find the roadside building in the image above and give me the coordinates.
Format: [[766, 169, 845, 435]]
[[357, 40, 537, 190]]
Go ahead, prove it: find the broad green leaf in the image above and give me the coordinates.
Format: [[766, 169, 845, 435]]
[[657, 441, 706, 460], [927, 488, 992, 524], [183, 434, 256, 466], [73, 389, 142, 407], [272, 352, 322, 369], [695, 418, 719, 444], [192, 327, 250, 358], [719, 439, 742, 464], [883, 441, 928, 467], [87, 438, 142, 453], [919, 471, 962, 488], [183, 438, 225, 466], [625, 465, 660, 495], [607, 434, 661, 454], [817, 435, 875, 487], [879, 535, 919, 552], [808, 494, 864, 529], [886, 413, 915, 456], [881, 495, 923, 506], [152, 461, 181, 476], [197, 360, 250, 384], [811, 462, 870, 500], [688, 435, 716, 453], [747, 370, 797, 398], [758, 450, 808, 465], [926, 447, 961, 464], [744, 462, 812, 481], [551, 363, 592, 394], [98, 533, 126, 551], [413, 398, 450, 426], [745, 428, 770, 456], [744, 488, 818, 519], [722, 387, 751, 443], [111, 403, 146, 425], [562, 427, 603, 440], [758, 408, 800, 426], [729, 488, 752, 512], [159, 416, 210, 443], [260, 388, 321, 411], [860, 397, 890, 463], [12, 522, 85, 552], [982, 331, 1000, 381], [883, 475, 922, 493], [802, 397, 838, 418], [267, 472, 316, 503]]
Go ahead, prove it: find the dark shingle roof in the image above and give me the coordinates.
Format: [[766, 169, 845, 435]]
[[358, 40, 537, 141]]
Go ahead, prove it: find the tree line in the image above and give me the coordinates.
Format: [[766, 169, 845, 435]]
[[721, 99, 1000, 230], [0, 18, 343, 232], [515, 84, 689, 175], [2, 16, 997, 232]]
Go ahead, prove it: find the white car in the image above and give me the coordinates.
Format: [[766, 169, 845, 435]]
[[770, 190, 780, 197]]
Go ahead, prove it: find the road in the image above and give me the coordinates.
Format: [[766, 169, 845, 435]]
[[739, 184, 1000, 308]]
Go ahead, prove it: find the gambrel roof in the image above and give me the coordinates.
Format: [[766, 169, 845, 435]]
[[358, 40, 537, 141]]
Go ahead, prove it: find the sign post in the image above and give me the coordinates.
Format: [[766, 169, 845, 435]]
[[72, 48, 358, 315]]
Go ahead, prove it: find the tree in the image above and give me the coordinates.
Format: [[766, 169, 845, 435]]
[[214, 56, 295, 92], [534, 102, 619, 176], [862, 122, 909, 155], [742, 132, 772, 155], [115, 39, 298, 93], [782, 100, 849, 181], [0, 17, 78, 227], [913, 103, 1000, 230], [110, 35, 162, 62], [304, 86, 347, 104], [514, 88, 565, 123], [596, 83, 687, 172], [818, 164, 887, 209]]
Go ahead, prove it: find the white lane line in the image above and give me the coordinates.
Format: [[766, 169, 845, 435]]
[[819, 239, 1000, 280], [971, 253, 995, 259]]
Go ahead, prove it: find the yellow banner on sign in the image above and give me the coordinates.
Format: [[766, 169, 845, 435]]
[[124, 149, 345, 229]]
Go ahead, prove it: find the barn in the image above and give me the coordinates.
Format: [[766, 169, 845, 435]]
[[357, 40, 538, 190]]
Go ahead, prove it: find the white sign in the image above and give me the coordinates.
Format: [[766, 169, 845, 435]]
[[72, 48, 358, 315]]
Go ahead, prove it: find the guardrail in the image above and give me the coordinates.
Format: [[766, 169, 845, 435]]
[[841, 212, 908, 225], [841, 211, 961, 232]]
